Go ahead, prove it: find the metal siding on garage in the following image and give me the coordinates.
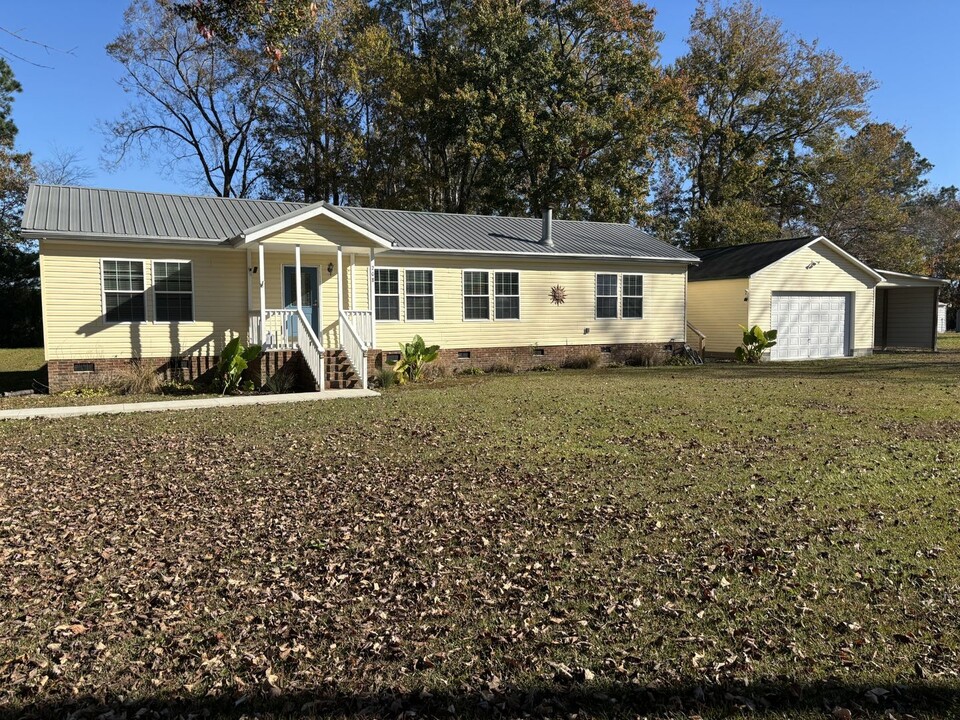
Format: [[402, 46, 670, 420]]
[[770, 292, 849, 360]]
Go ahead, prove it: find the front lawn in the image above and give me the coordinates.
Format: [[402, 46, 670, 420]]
[[0, 347, 45, 394], [1, 349, 959, 718]]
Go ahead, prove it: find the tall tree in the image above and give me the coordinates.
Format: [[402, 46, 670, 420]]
[[807, 123, 930, 271], [0, 57, 34, 245], [666, 0, 875, 248], [104, 0, 270, 197]]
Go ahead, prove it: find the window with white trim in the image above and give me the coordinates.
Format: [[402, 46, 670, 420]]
[[153, 261, 194, 322], [405, 269, 434, 321], [103, 260, 146, 322], [374, 268, 400, 321], [595, 273, 618, 319], [463, 270, 489, 320], [622, 274, 643, 319], [494, 271, 520, 320]]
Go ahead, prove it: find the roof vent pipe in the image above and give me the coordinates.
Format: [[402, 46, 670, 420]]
[[541, 207, 554, 247]]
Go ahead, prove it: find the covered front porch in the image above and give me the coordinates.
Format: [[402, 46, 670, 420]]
[[233, 204, 392, 390]]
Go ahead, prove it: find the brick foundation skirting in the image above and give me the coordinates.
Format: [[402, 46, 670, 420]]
[[46, 351, 307, 393], [365, 341, 681, 379]]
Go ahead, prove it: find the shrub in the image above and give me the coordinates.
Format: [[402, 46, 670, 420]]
[[456, 366, 485, 376], [625, 343, 670, 367], [113, 361, 161, 395], [422, 361, 451, 382], [263, 366, 296, 394], [375, 367, 396, 389], [562, 351, 600, 370], [389, 335, 440, 384], [735, 325, 778, 363], [529, 363, 558, 372], [214, 337, 262, 394], [486, 361, 516, 374]]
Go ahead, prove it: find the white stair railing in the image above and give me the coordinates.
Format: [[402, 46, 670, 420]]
[[338, 310, 369, 389], [342, 309, 375, 347], [249, 309, 298, 350], [296, 309, 325, 389]]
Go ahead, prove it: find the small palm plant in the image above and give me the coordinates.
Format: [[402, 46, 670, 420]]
[[389, 335, 440, 384], [735, 325, 778, 363]]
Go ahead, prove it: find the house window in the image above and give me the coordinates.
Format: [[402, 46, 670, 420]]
[[154, 261, 194, 322], [374, 268, 400, 321], [596, 273, 618, 319], [463, 271, 489, 320], [457, 351, 471, 359], [494, 271, 520, 320], [405, 269, 434, 321], [103, 260, 146, 322], [622, 274, 643, 319]]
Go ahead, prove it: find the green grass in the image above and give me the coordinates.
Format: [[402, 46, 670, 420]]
[[0, 346, 45, 393], [1, 348, 959, 718]]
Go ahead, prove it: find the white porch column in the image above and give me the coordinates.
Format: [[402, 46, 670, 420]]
[[350, 253, 356, 310], [294, 244, 302, 315], [368, 247, 377, 350], [258, 242, 266, 347], [336, 246, 344, 316]]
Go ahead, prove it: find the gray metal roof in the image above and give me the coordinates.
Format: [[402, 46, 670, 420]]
[[21, 184, 697, 262], [22, 184, 303, 243], [336, 206, 696, 261]]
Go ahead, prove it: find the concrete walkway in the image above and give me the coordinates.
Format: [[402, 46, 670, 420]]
[[0, 389, 379, 421]]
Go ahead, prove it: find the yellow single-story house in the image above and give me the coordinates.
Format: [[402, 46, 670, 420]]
[[22, 184, 700, 392], [686, 236, 948, 358]]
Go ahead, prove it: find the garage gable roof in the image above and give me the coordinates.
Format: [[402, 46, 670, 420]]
[[689, 236, 884, 283]]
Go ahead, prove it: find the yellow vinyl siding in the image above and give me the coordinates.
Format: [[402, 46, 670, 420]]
[[372, 253, 687, 349], [260, 215, 383, 253], [686, 278, 748, 355], [40, 240, 247, 361], [749, 243, 876, 354]]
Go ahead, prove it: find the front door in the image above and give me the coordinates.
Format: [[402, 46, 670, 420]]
[[283, 265, 320, 337]]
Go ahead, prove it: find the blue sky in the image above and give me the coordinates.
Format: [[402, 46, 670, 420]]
[[5, 0, 959, 195]]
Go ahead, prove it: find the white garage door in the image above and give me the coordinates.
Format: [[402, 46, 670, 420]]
[[770, 293, 849, 360]]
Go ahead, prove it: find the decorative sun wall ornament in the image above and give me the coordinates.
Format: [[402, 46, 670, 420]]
[[550, 285, 567, 305]]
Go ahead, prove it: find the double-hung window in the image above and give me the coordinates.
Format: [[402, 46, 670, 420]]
[[374, 268, 400, 321], [405, 269, 434, 321], [622, 274, 643, 319], [463, 271, 489, 320], [494, 271, 520, 320], [103, 260, 146, 322], [153, 261, 194, 322], [595, 273, 618, 319]]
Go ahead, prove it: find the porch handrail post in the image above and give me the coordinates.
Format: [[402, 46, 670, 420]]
[[258, 242, 266, 347], [294, 244, 302, 315], [336, 246, 344, 316], [350, 253, 356, 310], [368, 247, 377, 350]]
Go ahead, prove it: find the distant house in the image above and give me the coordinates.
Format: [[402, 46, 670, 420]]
[[686, 236, 949, 358], [21, 184, 699, 392]]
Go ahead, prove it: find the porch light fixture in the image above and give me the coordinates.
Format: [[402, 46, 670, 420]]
[[743, 289, 750, 302], [248, 266, 258, 274], [806, 260, 820, 269], [327, 262, 335, 275]]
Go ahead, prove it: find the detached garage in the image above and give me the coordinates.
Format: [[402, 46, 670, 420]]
[[687, 236, 882, 359]]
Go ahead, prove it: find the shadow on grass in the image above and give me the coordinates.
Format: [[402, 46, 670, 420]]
[[5, 679, 959, 719], [0, 364, 46, 393]]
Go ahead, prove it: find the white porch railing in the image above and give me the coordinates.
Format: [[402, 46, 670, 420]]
[[248, 309, 298, 350], [297, 308, 325, 389], [339, 310, 369, 389], [342, 309, 375, 347]]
